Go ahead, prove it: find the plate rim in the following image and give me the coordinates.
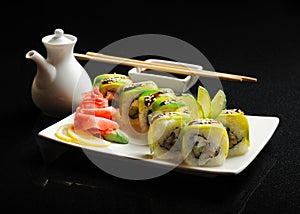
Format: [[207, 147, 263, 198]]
[[38, 113, 280, 176]]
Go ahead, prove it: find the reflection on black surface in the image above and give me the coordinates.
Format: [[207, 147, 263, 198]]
[[33, 148, 276, 213], [33, 113, 70, 165], [29, 112, 277, 213]]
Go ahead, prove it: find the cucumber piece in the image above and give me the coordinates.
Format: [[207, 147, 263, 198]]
[[211, 89, 226, 119], [197, 86, 212, 118], [180, 93, 204, 119]]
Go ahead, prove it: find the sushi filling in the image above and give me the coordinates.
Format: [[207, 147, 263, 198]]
[[192, 134, 220, 164], [128, 98, 145, 133], [158, 127, 180, 150], [129, 99, 139, 119], [101, 89, 117, 106], [226, 128, 243, 149]]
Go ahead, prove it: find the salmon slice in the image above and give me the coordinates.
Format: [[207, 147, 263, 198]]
[[74, 112, 119, 132], [78, 106, 116, 119]]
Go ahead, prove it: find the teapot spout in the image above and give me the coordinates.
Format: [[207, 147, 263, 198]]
[[26, 50, 56, 88]]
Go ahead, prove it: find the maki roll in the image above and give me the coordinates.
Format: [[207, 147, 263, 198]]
[[150, 96, 188, 115], [215, 109, 250, 157], [118, 81, 158, 134], [149, 93, 204, 121], [93, 73, 132, 106], [148, 112, 191, 162], [180, 118, 229, 167], [138, 88, 176, 132]]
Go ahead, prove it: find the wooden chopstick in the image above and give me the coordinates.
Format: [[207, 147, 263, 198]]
[[84, 52, 249, 82], [74, 52, 257, 82], [87, 52, 258, 82]]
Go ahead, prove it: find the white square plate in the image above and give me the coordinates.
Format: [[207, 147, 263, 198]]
[[38, 113, 279, 176]]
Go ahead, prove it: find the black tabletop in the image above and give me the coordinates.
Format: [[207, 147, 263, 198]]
[[1, 2, 299, 214]]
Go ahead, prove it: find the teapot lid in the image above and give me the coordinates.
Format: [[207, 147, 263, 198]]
[[42, 29, 76, 45]]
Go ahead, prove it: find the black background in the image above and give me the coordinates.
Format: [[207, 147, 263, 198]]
[[1, 2, 299, 213]]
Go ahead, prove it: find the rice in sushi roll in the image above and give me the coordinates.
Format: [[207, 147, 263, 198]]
[[215, 109, 250, 157], [148, 111, 191, 162], [180, 118, 229, 167], [118, 81, 158, 134]]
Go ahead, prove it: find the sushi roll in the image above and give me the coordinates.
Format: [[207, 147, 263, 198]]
[[118, 81, 158, 134], [148, 111, 191, 162], [148, 93, 203, 121], [93, 73, 132, 106], [180, 118, 229, 167], [138, 88, 176, 132], [147, 96, 189, 133], [150, 96, 188, 115], [215, 109, 250, 157]]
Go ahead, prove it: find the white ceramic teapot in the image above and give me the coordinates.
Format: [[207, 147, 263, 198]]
[[26, 29, 92, 117]]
